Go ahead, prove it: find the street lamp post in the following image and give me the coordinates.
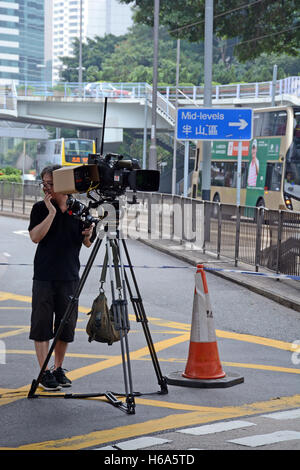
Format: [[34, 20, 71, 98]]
[[78, 0, 83, 96], [148, 0, 159, 170], [171, 38, 180, 195], [202, 0, 214, 201]]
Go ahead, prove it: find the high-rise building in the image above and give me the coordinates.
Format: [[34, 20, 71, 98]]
[[51, 0, 133, 82], [0, 0, 44, 83]]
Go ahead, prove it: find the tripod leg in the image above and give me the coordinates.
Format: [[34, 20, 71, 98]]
[[107, 237, 135, 414], [121, 239, 168, 394], [28, 236, 103, 398]]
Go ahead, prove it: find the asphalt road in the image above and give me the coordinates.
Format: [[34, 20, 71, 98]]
[[1, 214, 300, 453]]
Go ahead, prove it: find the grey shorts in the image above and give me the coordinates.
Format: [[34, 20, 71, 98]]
[[29, 280, 79, 342]]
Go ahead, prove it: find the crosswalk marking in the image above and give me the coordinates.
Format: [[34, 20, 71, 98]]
[[94, 437, 171, 451], [262, 408, 300, 420], [177, 420, 256, 435], [228, 430, 300, 448]]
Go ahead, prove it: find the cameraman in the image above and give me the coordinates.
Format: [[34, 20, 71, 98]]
[[28, 164, 94, 391]]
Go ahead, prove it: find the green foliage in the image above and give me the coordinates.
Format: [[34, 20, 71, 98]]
[[0, 166, 22, 182], [58, 22, 299, 88], [119, 0, 300, 62], [60, 34, 126, 82]]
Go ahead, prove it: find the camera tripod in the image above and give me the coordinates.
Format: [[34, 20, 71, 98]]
[[27, 204, 168, 414]]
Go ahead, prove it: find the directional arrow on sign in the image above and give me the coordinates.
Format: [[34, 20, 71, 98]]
[[228, 119, 248, 130]]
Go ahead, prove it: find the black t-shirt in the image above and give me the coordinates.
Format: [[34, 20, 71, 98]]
[[28, 200, 85, 281]]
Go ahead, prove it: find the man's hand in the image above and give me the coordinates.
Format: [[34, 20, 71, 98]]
[[44, 193, 56, 216], [82, 223, 95, 247]]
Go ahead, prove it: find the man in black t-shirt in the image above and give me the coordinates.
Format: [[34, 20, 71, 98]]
[[28, 164, 94, 391]]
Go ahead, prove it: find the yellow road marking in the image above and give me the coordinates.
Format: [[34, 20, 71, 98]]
[[1, 288, 300, 446], [67, 333, 189, 381], [0, 327, 29, 338], [2, 394, 300, 450], [216, 329, 298, 352], [223, 361, 300, 375], [0, 290, 298, 352]]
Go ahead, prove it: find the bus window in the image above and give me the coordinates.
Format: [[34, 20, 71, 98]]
[[65, 140, 78, 155], [253, 111, 287, 137], [274, 112, 287, 136], [64, 139, 94, 163], [265, 163, 282, 191], [232, 162, 248, 188], [285, 162, 300, 199], [293, 110, 300, 159], [211, 162, 225, 186], [253, 113, 264, 137], [211, 162, 236, 188]]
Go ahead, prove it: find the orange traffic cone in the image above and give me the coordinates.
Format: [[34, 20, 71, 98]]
[[166, 264, 244, 388], [182, 264, 225, 380]]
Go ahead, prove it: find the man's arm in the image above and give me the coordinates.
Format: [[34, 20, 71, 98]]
[[29, 194, 56, 244]]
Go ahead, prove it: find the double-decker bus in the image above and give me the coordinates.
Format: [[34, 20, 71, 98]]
[[36, 138, 96, 177], [190, 106, 300, 211]]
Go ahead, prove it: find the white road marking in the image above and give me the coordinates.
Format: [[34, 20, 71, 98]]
[[228, 430, 300, 447], [94, 437, 171, 450], [177, 420, 256, 435], [261, 408, 300, 420], [13, 230, 29, 238]]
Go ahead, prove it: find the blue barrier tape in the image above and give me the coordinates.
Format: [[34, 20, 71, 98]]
[[0, 262, 190, 269], [204, 267, 300, 281], [1, 262, 298, 278]]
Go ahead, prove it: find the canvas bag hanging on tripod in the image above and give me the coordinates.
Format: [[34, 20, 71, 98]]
[[86, 249, 121, 345]]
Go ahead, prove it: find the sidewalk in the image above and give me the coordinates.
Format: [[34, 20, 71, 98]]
[[140, 237, 300, 314], [2, 209, 300, 313]]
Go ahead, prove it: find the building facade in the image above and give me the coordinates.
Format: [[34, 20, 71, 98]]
[[0, 0, 44, 83], [51, 0, 133, 82]]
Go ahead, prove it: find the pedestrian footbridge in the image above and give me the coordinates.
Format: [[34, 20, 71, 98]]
[[0, 77, 299, 131]]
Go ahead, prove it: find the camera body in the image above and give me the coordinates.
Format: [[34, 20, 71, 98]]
[[66, 196, 99, 228], [53, 153, 160, 198]]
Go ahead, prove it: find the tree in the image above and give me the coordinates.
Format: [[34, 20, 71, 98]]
[[119, 0, 299, 62], [60, 34, 125, 81], [56, 22, 299, 87]]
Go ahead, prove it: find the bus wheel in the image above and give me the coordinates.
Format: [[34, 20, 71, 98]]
[[213, 193, 220, 203], [256, 198, 265, 208]]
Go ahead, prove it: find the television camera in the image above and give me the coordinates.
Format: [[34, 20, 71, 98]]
[[53, 152, 160, 227]]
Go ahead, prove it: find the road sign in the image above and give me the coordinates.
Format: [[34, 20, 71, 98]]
[[177, 108, 253, 141]]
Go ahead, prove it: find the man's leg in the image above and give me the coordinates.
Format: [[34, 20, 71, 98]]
[[52, 340, 72, 387], [54, 339, 68, 369], [34, 340, 50, 369], [33, 340, 61, 390]]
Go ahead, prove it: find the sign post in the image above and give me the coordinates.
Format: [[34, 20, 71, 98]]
[[176, 107, 253, 204], [236, 141, 242, 205]]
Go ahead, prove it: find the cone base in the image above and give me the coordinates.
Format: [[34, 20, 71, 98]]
[[166, 370, 244, 389], [183, 341, 225, 380]]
